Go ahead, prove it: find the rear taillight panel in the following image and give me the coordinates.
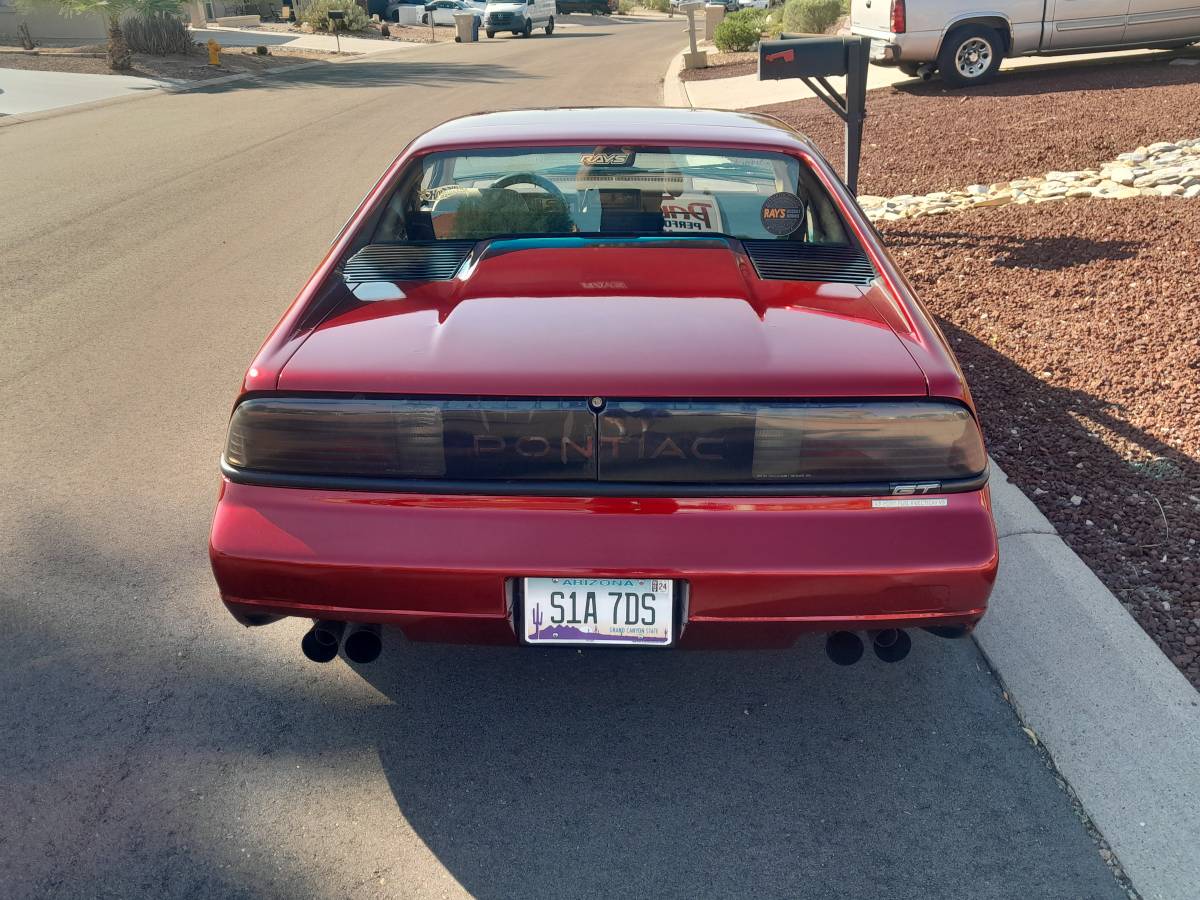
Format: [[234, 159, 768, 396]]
[[224, 396, 987, 490], [890, 0, 906, 34]]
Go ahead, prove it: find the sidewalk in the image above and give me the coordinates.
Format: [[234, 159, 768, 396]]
[[191, 25, 419, 56], [0, 67, 182, 117], [674, 46, 1170, 110]]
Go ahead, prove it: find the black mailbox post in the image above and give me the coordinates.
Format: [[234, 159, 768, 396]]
[[758, 34, 871, 194]]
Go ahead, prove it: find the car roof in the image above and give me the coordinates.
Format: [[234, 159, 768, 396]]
[[406, 108, 817, 155]]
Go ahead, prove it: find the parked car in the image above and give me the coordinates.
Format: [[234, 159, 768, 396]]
[[851, 0, 1200, 86], [210, 107, 997, 667], [738, 0, 770, 8], [555, 0, 615, 14], [483, 0, 555, 35], [422, 0, 483, 24]]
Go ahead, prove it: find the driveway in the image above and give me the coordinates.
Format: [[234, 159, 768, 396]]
[[0, 66, 180, 116], [0, 18, 1123, 899]]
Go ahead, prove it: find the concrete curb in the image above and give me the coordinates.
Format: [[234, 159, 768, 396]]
[[661, 46, 690, 109], [976, 461, 1200, 900]]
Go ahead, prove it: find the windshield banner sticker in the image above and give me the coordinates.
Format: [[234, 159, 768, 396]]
[[760, 191, 806, 236], [662, 194, 724, 233]]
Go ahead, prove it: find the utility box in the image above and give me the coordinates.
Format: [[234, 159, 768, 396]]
[[703, 3, 724, 41], [394, 5, 421, 24]]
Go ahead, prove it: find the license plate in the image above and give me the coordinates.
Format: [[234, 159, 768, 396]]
[[522, 577, 674, 646]]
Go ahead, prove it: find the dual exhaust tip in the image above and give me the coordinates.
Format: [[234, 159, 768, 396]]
[[301, 619, 382, 664], [824, 625, 966, 666]]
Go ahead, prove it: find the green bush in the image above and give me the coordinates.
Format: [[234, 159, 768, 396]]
[[712, 8, 766, 52], [781, 0, 845, 34], [300, 0, 369, 32], [618, 0, 634, 12], [642, 0, 670, 12]]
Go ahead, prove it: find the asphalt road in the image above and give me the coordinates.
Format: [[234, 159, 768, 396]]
[[0, 18, 1124, 899]]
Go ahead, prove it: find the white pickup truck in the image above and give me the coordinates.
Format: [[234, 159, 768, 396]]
[[851, 1, 1200, 86]]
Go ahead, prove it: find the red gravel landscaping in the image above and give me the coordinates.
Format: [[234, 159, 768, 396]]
[[754, 51, 1200, 196], [879, 197, 1200, 687]]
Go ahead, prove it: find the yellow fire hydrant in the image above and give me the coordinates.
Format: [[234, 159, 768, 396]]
[[207, 38, 221, 66]]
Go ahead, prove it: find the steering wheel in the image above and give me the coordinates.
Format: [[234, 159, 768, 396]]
[[491, 172, 568, 205]]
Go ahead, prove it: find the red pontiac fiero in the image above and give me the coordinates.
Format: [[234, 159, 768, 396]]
[[209, 108, 997, 666]]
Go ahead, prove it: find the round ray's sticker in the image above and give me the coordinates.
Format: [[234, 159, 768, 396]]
[[760, 191, 806, 236]]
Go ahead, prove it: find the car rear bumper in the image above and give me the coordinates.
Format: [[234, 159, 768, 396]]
[[209, 480, 998, 648], [852, 26, 943, 65]]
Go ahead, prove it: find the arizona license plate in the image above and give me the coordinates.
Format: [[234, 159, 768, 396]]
[[522, 577, 674, 646]]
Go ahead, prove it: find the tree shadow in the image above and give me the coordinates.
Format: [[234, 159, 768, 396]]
[[928, 319, 1198, 658], [189, 57, 537, 93]]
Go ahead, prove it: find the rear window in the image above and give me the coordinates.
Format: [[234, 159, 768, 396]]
[[371, 146, 852, 245]]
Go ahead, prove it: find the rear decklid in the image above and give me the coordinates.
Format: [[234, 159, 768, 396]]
[[277, 239, 928, 398]]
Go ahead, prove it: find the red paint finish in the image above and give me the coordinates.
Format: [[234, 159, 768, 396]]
[[211, 481, 996, 646], [211, 109, 998, 648], [277, 254, 926, 397]]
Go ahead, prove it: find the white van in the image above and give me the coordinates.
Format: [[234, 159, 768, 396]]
[[483, 0, 556, 37]]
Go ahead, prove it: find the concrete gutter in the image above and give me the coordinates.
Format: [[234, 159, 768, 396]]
[[978, 461, 1200, 900], [662, 46, 690, 108]]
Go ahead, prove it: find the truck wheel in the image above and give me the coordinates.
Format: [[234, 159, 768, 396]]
[[521, 18, 532, 36], [937, 24, 1004, 87], [545, 16, 554, 34], [486, 29, 495, 37]]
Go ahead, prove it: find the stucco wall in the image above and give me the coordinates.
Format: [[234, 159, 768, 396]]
[[0, 5, 108, 43]]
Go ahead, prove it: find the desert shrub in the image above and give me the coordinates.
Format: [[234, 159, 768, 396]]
[[642, 0, 671, 12], [781, 0, 844, 34], [121, 11, 192, 55], [713, 8, 766, 52], [300, 0, 370, 32], [617, 0, 633, 12]]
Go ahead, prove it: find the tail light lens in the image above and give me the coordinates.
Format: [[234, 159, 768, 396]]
[[225, 396, 985, 488], [599, 401, 985, 484], [225, 397, 595, 480], [890, 0, 906, 34]]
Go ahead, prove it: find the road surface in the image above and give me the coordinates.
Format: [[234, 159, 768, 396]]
[[0, 17, 1122, 899]]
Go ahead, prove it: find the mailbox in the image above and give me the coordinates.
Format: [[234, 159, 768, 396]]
[[759, 35, 855, 79], [757, 34, 871, 193]]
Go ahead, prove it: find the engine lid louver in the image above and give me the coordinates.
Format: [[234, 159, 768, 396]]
[[742, 241, 877, 285], [342, 241, 475, 283]]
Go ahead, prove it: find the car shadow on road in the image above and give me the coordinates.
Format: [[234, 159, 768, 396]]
[[2, 516, 1126, 900], [346, 631, 1123, 899]]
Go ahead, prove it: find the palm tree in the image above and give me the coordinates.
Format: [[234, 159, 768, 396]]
[[20, 0, 186, 71]]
